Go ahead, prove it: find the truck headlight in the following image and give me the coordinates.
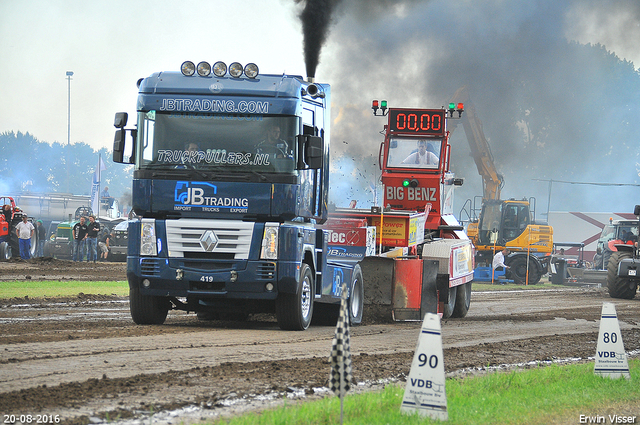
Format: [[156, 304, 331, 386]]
[[260, 223, 279, 260], [140, 219, 158, 256]]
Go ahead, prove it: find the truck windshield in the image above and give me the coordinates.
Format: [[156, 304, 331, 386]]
[[136, 111, 299, 173], [386, 137, 442, 169]]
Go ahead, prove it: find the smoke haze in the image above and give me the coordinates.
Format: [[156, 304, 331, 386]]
[[317, 0, 640, 216]]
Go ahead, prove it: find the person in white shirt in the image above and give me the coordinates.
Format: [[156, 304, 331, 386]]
[[492, 248, 511, 271], [15, 215, 35, 260], [401, 140, 439, 166]]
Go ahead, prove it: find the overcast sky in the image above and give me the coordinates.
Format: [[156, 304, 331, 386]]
[[0, 0, 308, 151], [2, 0, 639, 153]]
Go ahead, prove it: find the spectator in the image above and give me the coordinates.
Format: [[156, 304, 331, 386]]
[[36, 220, 46, 257], [16, 215, 35, 260], [72, 217, 88, 262], [98, 230, 111, 261], [86, 215, 100, 262], [3, 204, 11, 224], [492, 248, 511, 272], [101, 186, 113, 210]]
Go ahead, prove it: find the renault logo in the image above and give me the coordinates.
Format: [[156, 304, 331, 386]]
[[199, 230, 219, 252]]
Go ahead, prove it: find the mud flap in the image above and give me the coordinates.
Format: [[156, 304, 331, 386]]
[[360, 256, 439, 322], [361, 256, 395, 306], [393, 259, 439, 321], [360, 256, 395, 323]]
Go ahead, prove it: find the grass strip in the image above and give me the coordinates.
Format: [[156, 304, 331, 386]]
[[213, 360, 639, 425], [0, 280, 128, 299]]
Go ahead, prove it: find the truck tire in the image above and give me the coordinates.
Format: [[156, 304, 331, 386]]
[[442, 285, 457, 319], [129, 285, 170, 324], [276, 262, 314, 330], [0, 241, 9, 260], [9, 232, 19, 259], [607, 251, 637, 300], [451, 282, 472, 318], [508, 256, 541, 285], [349, 265, 364, 325], [29, 232, 37, 257]]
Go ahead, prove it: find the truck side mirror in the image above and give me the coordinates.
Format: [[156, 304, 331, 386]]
[[634, 205, 640, 216], [296, 135, 324, 169], [113, 129, 126, 163], [114, 112, 128, 128], [306, 135, 323, 169]]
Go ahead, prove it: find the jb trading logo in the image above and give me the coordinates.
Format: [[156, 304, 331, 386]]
[[175, 181, 217, 205], [174, 181, 249, 210]]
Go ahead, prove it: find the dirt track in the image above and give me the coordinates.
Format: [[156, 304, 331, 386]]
[[0, 259, 639, 424]]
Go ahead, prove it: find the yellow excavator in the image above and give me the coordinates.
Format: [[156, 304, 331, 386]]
[[449, 87, 553, 284]]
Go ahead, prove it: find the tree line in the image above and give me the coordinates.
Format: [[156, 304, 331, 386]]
[[0, 131, 132, 204]]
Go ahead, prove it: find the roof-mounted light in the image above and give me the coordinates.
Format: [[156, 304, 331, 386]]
[[197, 61, 211, 77], [229, 62, 243, 78], [372, 99, 388, 116], [244, 63, 259, 79], [213, 61, 227, 77], [181, 61, 196, 76], [448, 102, 464, 118]]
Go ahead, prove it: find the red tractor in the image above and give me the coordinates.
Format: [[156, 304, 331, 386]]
[[0, 196, 25, 259]]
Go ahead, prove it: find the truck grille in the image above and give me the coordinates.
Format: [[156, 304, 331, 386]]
[[256, 262, 276, 279], [140, 258, 161, 276], [165, 219, 254, 259]]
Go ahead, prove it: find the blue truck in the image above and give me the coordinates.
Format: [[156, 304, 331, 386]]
[[113, 61, 474, 330], [112, 61, 368, 330]]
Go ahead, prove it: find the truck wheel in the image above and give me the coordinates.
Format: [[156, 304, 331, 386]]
[[607, 251, 637, 299], [276, 263, 314, 330], [129, 284, 170, 324], [508, 256, 541, 285], [9, 232, 19, 259], [349, 265, 364, 325], [29, 233, 37, 257], [442, 285, 457, 319], [0, 241, 9, 260], [451, 282, 472, 318]]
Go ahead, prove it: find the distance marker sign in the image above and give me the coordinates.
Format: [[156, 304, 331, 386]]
[[400, 313, 447, 420], [594, 302, 630, 379]]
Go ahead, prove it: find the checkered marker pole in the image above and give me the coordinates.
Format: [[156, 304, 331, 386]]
[[329, 281, 352, 424]]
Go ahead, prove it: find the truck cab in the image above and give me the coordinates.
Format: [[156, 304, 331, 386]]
[[113, 61, 363, 330]]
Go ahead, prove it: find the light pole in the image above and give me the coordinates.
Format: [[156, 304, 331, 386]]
[[66, 71, 74, 145], [65, 71, 74, 193]]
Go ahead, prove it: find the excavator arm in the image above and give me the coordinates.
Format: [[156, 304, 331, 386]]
[[448, 87, 504, 201]]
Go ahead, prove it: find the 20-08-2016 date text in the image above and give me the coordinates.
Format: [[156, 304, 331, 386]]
[[3, 415, 60, 424]]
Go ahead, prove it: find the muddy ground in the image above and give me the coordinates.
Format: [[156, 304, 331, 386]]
[[0, 258, 639, 424]]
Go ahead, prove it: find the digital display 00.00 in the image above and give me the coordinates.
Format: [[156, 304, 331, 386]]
[[388, 109, 445, 135]]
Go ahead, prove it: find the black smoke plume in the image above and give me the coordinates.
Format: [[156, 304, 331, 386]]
[[296, 0, 342, 78]]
